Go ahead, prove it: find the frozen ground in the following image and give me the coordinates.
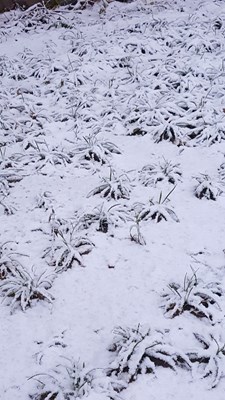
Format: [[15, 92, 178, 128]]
[[0, 0, 225, 399]]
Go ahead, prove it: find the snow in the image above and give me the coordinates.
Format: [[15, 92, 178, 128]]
[[0, 0, 225, 398]]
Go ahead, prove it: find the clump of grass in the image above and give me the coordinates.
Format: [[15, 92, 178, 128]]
[[74, 135, 121, 167], [44, 225, 93, 273], [194, 174, 221, 200], [76, 202, 129, 233], [87, 169, 132, 201], [131, 187, 179, 223], [0, 266, 55, 312], [139, 158, 182, 187], [188, 332, 225, 388], [29, 358, 92, 400], [107, 325, 191, 386], [161, 269, 222, 322]]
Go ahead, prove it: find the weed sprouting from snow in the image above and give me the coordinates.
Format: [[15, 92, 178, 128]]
[[76, 202, 129, 233], [129, 205, 146, 245], [132, 186, 179, 223], [188, 332, 225, 388], [29, 358, 92, 400], [107, 325, 191, 386], [74, 134, 121, 167], [139, 158, 182, 187], [161, 269, 223, 322], [10, 142, 73, 172], [44, 224, 93, 273], [87, 168, 132, 201], [194, 174, 222, 200], [0, 266, 55, 312], [0, 241, 26, 280]]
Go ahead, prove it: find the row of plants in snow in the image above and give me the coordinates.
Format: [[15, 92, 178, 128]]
[[1, 139, 225, 215]]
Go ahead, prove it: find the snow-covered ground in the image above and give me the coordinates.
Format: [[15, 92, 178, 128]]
[[0, 0, 225, 399]]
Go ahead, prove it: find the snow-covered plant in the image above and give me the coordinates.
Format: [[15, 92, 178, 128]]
[[188, 110, 225, 146], [13, 3, 66, 32], [133, 187, 179, 223], [107, 325, 191, 385], [0, 241, 23, 280], [0, 196, 16, 215], [11, 143, 73, 171], [0, 169, 23, 196], [129, 205, 146, 245], [87, 169, 132, 201], [45, 228, 93, 273], [194, 174, 221, 200], [48, 208, 69, 239], [187, 332, 225, 388], [30, 359, 92, 400], [218, 162, 225, 184], [35, 191, 54, 211], [74, 135, 121, 167], [34, 331, 67, 365], [76, 202, 129, 233], [0, 267, 55, 312], [152, 117, 186, 146], [139, 158, 182, 187], [161, 270, 222, 322]]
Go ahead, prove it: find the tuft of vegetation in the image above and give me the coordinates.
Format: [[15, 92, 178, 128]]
[[107, 325, 191, 386], [139, 158, 182, 187], [129, 204, 146, 245], [161, 269, 223, 322], [131, 187, 179, 223], [0, 266, 55, 312], [76, 202, 129, 233], [0, 241, 26, 280], [29, 358, 92, 400], [87, 169, 132, 201], [188, 332, 225, 388], [74, 135, 121, 167], [194, 174, 221, 200], [44, 226, 93, 273]]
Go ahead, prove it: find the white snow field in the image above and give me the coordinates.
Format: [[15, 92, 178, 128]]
[[0, 0, 225, 398]]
